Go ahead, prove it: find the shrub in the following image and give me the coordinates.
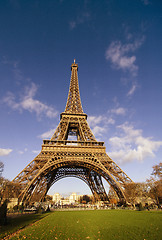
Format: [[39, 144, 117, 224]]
[[138, 202, 143, 211], [36, 205, 44, 214]]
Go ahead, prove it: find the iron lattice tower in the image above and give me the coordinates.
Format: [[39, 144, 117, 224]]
[[6, 60, 133, 204]]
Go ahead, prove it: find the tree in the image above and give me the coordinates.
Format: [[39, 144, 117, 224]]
[[152, 162, 162, 179], [2, 181, 21, 199], [0, 177, 9, 202], [0, 162, 6, 203], [0, 177, 21, 203], [124, 182, 149, 206], [124, 183, 139, 205], [108, 187, 119, 204], [0, 163, 7, 225], [147, 162, 162, 205], [80, 195, 91, 204], [0, 162, 4, 177]]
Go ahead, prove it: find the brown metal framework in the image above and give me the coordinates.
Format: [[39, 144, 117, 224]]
[[5, 60, 133, 204]]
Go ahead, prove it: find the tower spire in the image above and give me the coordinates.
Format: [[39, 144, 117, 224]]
[[64, 60, 84, 114]]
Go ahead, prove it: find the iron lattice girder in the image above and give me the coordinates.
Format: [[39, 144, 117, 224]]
[[47, 167, 108, 201], [12, 142, 132, 203], [65, 62, 84, 114], [4, 61, 133, 204], [51, 115, 96, 142]]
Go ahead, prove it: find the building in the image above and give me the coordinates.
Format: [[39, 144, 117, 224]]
[[52, 193, 62, 204], [69, 192, 81, 204], [52, 192, 93, 205]]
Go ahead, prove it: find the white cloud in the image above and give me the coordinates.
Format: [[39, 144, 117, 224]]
[[127, 83, 137, 96], [18, 148, 28, 155], [18, 151, 24, 154], [88, 115, 115, 127], [105, 37, 145, 76], [111, 107, 126, 115], [106, 117, 115, 125], [88, 115, 103, 127], [39, 128, 56, 139], [32, 150, 40, 154], [0, 148, 12, 156], [87, 115, 115, 139], [3, 82, 58, 119], [109, 122, 162, 164], [92, 126, 105, 136]]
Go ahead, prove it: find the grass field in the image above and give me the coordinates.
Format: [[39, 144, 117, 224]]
[[1, 210, 161, 240], [0, 213, 50, 239]]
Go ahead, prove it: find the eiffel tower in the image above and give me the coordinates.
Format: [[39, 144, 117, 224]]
[[6, 60, 133, 204]]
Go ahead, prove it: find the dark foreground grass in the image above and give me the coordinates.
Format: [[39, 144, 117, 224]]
[[1, 210, 162, 240], [0, 213, 50, 239]]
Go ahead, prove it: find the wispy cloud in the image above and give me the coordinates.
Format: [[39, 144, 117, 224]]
[[92, 126, 105, 136], [39, 128, 56, 139], [141, 0, 150, 5], [69, 11, 90, 30], [109, 122, 162, 164], [88, 105, 127, 138], [127, 83, 137, 96], [88, 115, 115, 127], [69, 21, 77, 30], [111, 107, 126, 115], [12, 61, 24, 82], [32, 150, 40, 154], [3, 82, 58, 119], [88, 115, 115, 139], [105, 37, 145, 77], [1, 57, 24, 83], [18, 148, 27, 155], [88, 116, 103, 127], [0, 148, 12, 156]]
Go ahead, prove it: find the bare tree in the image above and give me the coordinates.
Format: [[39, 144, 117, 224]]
[[0, 162, 5, 203], [124, 182, 149, 206], [0, 162, 20, 202], [108, 187, 119, 203], [147, 162, 162, 205], [152, 162, 162, 179], [124, 183, 139, 205], [0, 162, 4, 177]]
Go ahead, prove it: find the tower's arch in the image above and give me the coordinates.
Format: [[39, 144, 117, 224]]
[[15, 156, 128, 204]]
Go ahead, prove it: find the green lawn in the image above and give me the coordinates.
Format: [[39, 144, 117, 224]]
[[1, 210, 162, 240], [0, 213, 50, 239]]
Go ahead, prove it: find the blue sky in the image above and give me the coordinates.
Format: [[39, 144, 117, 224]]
[[0, 0, 162, 196]]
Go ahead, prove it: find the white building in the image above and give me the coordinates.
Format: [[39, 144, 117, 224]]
[[52, 192, 82, 205], [53, 193, 62, 203], [52, 192, 93, 205], [69, 192, 81, 204]]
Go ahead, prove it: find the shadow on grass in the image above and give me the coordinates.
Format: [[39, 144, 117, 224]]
[[0, 212, 51, 239]]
